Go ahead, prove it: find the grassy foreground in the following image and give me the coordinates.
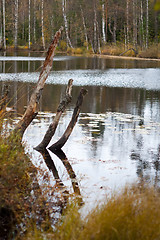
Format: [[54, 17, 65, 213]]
[[1, 109, 160, 239], [54, 185, 160, 240]]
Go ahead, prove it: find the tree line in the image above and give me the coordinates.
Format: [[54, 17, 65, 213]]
[[0, 0, 159, 52]]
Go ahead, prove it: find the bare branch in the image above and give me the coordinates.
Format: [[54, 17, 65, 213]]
[[34, 79, 73, 151], [49, 88, 87, 151], [13, 26, 63, 137]]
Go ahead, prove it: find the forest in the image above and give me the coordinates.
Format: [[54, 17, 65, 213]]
[[0, 0, 160, 54]]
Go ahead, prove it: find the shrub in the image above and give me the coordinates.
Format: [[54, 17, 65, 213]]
[[138, 44, 160, 59]]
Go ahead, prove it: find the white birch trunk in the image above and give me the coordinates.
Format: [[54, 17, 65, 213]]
[[33, 0, 36, 43], [2, 0, 6, 50], [28, 0, 31, 49], [94, 4, 97, 53], [14, 0, 18, 49], [80, 5, 88, 50], [140, 0, 145, 48], [0, 0, 2, 48], [102, 3, 106, 43], [146, 0, 149, 48], [126, 0, 129, 46], [41, 0, 45, 49], [62, 0, 73, 48]]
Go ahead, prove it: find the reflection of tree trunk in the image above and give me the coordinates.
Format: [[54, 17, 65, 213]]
[[35, 79, 73, 150], [49, 88, 87, 151], [51, 149, 82, 199], [13, 27, 63, 137]]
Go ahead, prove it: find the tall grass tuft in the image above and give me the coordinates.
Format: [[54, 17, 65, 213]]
[[55, 185, 160, 240]]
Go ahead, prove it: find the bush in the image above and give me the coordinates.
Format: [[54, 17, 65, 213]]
[[138, 44, 160, 59], [0, 110, 53, 239]]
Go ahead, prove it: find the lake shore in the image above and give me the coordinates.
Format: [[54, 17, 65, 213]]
[[95, 54, 160, 62]]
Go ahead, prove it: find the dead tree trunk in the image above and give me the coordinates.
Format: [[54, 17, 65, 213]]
[[49, 88, 87, 151], [13, 26, 63, 137], [35, 79, 73, 150]]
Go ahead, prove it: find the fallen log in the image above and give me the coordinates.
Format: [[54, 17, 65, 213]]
[[119, 48, 138, 57], [34, 79, 73, 151], [49, 88, 87, 151], [13, 26, 63, 137]]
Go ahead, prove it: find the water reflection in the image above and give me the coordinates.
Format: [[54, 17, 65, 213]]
[[37, 147, 83, 205], [1, 53, 160, 211]]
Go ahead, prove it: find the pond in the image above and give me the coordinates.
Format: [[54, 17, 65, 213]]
[[0, 52, 160, 216]]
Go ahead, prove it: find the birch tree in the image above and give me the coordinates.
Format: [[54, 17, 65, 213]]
[[41, 0, 45, 49], [126, 0, 129, 46], [102, 2, 106, 43], [0, 0, 2, 48], [80, 5, 88, 50], [33, 0, 36, 43], [2, 0, 6, 50], [14, 0, 18, 49], [28, 0, 31, 49], [146, 0, 149, 48], [62, 0, 73, 48]]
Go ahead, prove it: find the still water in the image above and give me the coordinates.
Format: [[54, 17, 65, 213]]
[[0, 52, 160, 214]]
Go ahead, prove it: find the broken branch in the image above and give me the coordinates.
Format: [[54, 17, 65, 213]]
[[34, 79, 73, 151], [13, 26, 63, 137], [49, 88, 87, 151]]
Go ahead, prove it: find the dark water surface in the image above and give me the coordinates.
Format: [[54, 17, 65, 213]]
[[1, 52, 160, 213]]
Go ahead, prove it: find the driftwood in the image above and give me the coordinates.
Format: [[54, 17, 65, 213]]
[[120, 48, 138, 57], [13, 26, 63, 137], [49, 88, 87, 151], [35, 79, 73, 151]]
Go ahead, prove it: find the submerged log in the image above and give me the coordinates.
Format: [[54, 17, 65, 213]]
[[34, 79, 73, 151], [13, 26, 63, 137], [49, 88, 87, 151]]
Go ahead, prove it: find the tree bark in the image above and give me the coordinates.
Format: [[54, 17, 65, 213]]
[[49, 88, 87, 151], [80, 5, 88, 50], [35, 79, 73, 151], [33, 0, 36, 44], [105, 0, 108, 42], [14, 0, 18, 49], [41, 0, 45, 49], [28, 0, 31, 49], [0, 0, 2, 49], [2, 0, 6, 50], [13, 26, 63, 137], [62, 0, 73, 48], [126, 0, 129, 47], [146, 0, 149, 48], [102, 3, 106, 43]]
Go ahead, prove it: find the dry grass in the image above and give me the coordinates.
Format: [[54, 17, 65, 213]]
[[138, 44, 160, 59], [54, 184, 160, 240]]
